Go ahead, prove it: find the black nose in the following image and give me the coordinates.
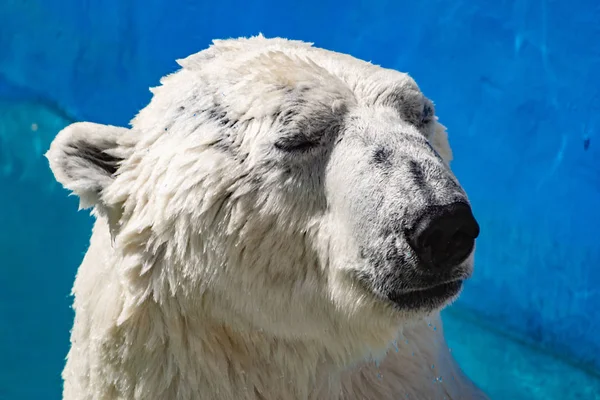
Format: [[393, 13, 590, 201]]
[[409, 202, 480, 270]]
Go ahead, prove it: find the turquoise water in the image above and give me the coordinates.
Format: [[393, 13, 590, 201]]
[[1, 0, 600, 398], [0, 99, 90, 399], [444, 309, 600, 400]]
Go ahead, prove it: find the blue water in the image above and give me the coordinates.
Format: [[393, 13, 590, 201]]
[[1, 1, 600, 399], [444, 309, 600, 400]]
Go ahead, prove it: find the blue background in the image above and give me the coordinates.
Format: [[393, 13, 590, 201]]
[[1, 0, 599, 398]]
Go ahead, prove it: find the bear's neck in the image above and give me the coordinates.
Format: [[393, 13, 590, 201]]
[[110, 299, 484, 400], [114, 299, 336, 398]]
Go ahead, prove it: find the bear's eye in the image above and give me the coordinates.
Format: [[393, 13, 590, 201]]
[[274, 135, 320, 152], [421, 103, 434, 125]]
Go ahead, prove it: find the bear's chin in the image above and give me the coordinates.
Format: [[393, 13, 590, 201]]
[[387, 280, 464, 312]]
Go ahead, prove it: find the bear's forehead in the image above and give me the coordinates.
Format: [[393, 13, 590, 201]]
[[172, 36, 424, 115], [130, 36, 432, 139]]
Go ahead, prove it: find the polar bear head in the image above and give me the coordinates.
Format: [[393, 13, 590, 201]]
[[47, 36, 479, 353]]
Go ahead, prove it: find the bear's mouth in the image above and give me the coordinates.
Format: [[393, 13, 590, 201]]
[[387, 280, 463, 311]]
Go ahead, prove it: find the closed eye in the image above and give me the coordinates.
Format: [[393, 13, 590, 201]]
[[421, 102, 434, 125], [274, 136, 320, 152]]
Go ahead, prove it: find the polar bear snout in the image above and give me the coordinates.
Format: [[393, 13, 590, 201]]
[[407, 201, 480, 272]]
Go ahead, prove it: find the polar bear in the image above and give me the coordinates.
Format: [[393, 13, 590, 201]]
[[46, 35, 487, 400]]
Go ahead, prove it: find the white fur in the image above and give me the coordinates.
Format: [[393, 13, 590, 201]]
[[46, 35, 487, 400]]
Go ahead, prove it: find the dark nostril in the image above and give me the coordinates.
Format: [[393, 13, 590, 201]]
[[409, 202, 480, 270]]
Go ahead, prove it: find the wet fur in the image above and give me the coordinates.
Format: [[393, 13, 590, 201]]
[[46, 35, 487, 400]]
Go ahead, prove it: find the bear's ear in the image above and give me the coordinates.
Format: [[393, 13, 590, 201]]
[[45, 122, 128, 210]]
